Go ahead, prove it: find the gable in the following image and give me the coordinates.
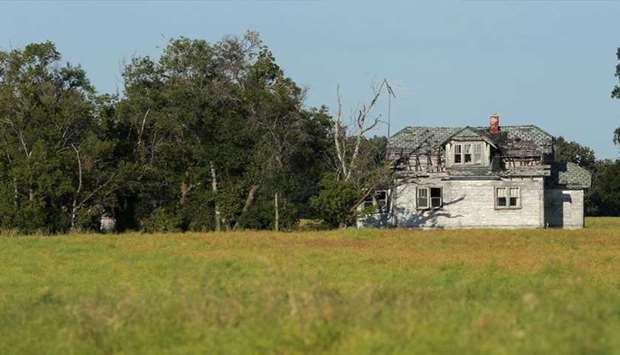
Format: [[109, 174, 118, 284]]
[[440, 126, 497, 148]]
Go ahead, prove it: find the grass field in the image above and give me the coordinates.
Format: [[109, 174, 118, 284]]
[[2, 218, 620, 354]]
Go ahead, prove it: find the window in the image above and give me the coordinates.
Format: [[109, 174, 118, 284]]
[[362, 190, 389, 212], [464, 144, 472, 163], [453, 142, 482, 165], [417, 187, 442, 209], [509, 188, 519, 207], [430, 188, 442, 208], [473, 143, 482, 164], [362, 196, 374, 209], [496, 187, 520, 209], [375, 190, 388, 211], [417, 188, 429, 209]]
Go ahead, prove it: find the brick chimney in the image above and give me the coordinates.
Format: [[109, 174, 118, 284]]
[[489, 113, 500, 134]]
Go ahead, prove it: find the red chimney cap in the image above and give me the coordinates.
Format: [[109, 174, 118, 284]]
[[489, 113, 500, 134]]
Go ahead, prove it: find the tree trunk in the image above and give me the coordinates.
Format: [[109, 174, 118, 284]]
[[180, 181, 189, 207], [13, 177, 18, 207], [70, 200, 78, 232], [70, 144, 82, 232], [210, 161, 221, 232], [233, 184, 259, 231], [274, 191, 279, 232]]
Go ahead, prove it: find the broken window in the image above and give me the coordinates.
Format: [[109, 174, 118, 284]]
[[496, 187, 520, 209], [417, 187, 443, 209], [430, 187, 442, 208], [362, 190, 389, 212], [375, 190, 388, 212], [453, 142, 482, 165], [362, 195, 374, 209]]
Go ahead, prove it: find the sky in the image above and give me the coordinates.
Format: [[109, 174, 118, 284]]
[[1, 0, 619, 158]]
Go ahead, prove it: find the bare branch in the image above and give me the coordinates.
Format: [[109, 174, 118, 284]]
[[77, 173, 117, 209], [70, 143, 83, 231], [136, 108, 150, 150], [344, 80, 387, 181], [332, 85, 348, 179]]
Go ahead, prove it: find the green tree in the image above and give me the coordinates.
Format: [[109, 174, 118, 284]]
[[116, 34, 260, 231], [309, 173, 361, 228], [554, 136, 596, 171], [589, 160, 620, 216], [116, 32, 332, 232], [0, 42, 119, 233]]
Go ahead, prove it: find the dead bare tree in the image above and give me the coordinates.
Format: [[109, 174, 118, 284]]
[[331, 80, 391, 182]]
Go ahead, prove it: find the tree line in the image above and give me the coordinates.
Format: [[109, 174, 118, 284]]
[[0, 33, 617, 233], [0, 33, 389, 233]]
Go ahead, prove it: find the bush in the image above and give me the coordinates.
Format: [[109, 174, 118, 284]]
[[309, 173, 361, 228], [141, 208, 182, 233]]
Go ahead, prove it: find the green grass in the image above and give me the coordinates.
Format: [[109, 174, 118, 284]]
[[2, 218, 620, 354]]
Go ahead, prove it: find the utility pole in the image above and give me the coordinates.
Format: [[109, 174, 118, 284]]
[[384, 79, 396, 138]]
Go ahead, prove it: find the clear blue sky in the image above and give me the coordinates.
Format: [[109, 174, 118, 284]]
[[1, 0, 619, 158]]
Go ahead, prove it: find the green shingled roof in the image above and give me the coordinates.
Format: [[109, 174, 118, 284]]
[[550, 162, 592, 189], [388, 125, 553, 153], [389, 126, 460, 152]]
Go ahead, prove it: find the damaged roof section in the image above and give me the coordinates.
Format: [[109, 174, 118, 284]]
[[387, 119, 591, 190], [389, 125, 554, 156]]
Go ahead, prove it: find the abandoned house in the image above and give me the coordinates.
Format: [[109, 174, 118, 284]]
[[358, 114, 592, 229]]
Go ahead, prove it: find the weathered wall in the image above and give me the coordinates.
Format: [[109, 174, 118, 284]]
[[544, 189, 584, 229], [360, 177, 546, 229]]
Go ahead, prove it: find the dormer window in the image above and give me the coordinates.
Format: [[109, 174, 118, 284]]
[[464, 144, 472, 163], [474, 143, 482, 163], [453, 142, 483, 165]]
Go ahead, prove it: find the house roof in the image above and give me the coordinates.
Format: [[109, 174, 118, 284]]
[[549, 162, 592, 189], [388, 125, 554, 154], [387, 123, 591, 189]]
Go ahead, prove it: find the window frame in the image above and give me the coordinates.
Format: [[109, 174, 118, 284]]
[[495, 186, 521, 210], [362, 196, 374, 209], [430, 187, 442, 208], [375, 190, 389, 212], [473, 143, 482, 164], [454, 144, 462, 164], [453, 142, 483, 165], [362, 190, 390, 213], [417, 187, 443, 210], [463, 143, 472, 163]]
